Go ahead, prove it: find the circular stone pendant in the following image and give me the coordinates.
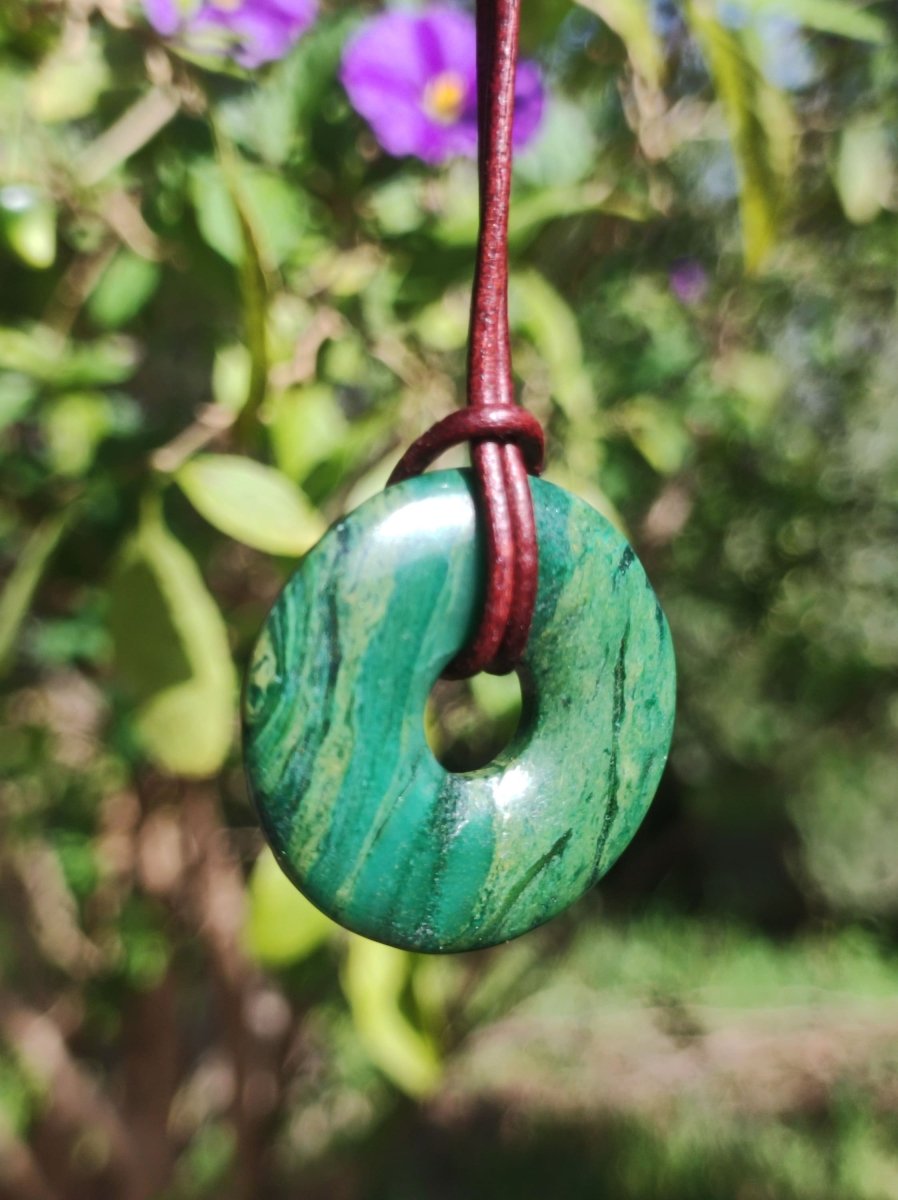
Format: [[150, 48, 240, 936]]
[[243, 470, 675, 953]]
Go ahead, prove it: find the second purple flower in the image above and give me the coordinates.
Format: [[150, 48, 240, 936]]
[[143, 0, 316, 69], [340, 5, 545, 165]]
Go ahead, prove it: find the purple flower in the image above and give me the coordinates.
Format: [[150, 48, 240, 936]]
[[340, 6, 545, 165], [669, 259, 709, 305], [143, 0, 316, 68]]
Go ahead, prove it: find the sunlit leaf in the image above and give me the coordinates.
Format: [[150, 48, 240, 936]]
[[211, 140, 273, 441], [175, 454, 325, 556], [687, 3, 795, 271], [367, 177, 426, 236], [266, 384, 349, 483], [835, 119, 893, 225], [0, 325, 138, 389], [413, 295, 470, 352], [245, 848, 335, 966], [435, 178, 649, 247], [88, 251, 161, 329], [509, 270, 594, 424], [109, 500, 236, 777], [0, 373, 37, 432], [469, 670, 524, 723], [341, 936, 441, 1097], [0, 185, 56, 269], [43, 392, 113, 477], [615, 395, 694, 474], [210, 343, 251, 414], [515, 96, 600, 188], [736, 0, 888, 43], [189, 159, 309, 268], [0, 511, 72, 675], [576, 0, 667, 85], [27, 34, 109, 122], [714, 349, 787, 434]]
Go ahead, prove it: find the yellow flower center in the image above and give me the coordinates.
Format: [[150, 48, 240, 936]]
[[423, 72, 466, 125]]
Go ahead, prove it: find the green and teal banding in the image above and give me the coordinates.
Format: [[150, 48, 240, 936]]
[[243, 471, 676, 953]]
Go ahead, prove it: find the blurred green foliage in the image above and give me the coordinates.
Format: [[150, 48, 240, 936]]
[[2, 1, 898, 1197]]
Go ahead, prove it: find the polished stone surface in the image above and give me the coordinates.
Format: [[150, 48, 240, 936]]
[[243, 470, 676, 953]]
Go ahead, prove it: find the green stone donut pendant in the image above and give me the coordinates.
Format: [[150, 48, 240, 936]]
[[243, 470, 676, 953]]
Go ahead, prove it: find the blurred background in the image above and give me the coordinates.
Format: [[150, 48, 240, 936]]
[[2, 0, 898, 1196]]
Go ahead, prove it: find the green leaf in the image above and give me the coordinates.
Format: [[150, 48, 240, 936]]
[[0, 511, 72, 676], [0, 184, 56, 269], [835, 119, 893, 224], [26, 33, 109, 123], [88, 251, 161, 329], [367, 177, 427, 237], [212, 343, 252, 413], [413, 295, 470, 352], [266, 384, 349, 483], [207, 137, 274, 440], [0, 325, 138, 389], [576, 0, 667, 85], [434, 178, 648, 247], [341, 936, 441, 1097], [0, 373, 37, 432], [686, 3, 795, 272], [175, 454, 325, 556], [509, 270, 594, 424], [189, 159, 308, 268], [245, 848, 335, 966], [109, 501, 236, 777], [189, 160, 244, 265], [736, 0, 888, 43], [615, 395, 694, 474], [42, 392, 113, 477], [515, 96, 600, 189]]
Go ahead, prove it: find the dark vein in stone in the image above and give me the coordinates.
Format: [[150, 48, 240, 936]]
[[484, 828, 574, 934], [593, 621, 628, 876]]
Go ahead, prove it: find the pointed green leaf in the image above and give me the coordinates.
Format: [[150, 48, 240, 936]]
[[267, 385, 348, 483], [188, 159, 308, 268], [0, 185, 56, 270], [342, 936, 442, 1097], [736, 0, 888, 44], [109, 502, 236, 777], [835, 120, 893, 225], [175, 455, 325, 556], [212, 343, 252, 413], [43, 393, 115, 478], [245, 848, 335, 966], [616, 395, 694, 474], [88, 250, 161, 329], [0, 511, 72, 676], [576, 0, 667, 85], [0, 325, 138, 389], [27, 33, 109, 123], [687, 3, 795, 272], [509, 270, 594, 424]]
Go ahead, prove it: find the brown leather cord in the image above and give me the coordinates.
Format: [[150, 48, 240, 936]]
[[387, 0, 543, 679]]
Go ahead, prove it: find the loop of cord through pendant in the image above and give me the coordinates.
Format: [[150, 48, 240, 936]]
[[386, 0, 542, 680]]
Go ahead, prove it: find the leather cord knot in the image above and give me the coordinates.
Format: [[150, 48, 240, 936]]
[[388, 407, 545, 483], [388, 0, 542, 680]]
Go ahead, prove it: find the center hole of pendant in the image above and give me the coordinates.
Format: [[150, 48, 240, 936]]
[[424, 670, 523, 773]]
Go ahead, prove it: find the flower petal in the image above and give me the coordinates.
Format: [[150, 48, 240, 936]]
[[341, 6, 546, 164], [512, 60, 546, 148], [144, 0, 315, 66], [342, 11, 438, 95], [143, 0, 188, 36], [414, 5, 477, 79]]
